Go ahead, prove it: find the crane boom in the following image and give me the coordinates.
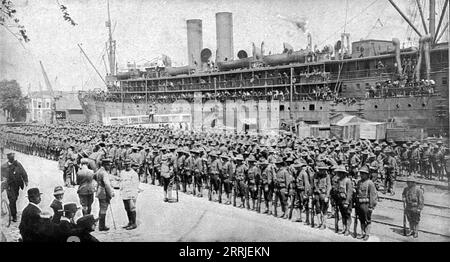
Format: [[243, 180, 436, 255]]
[[39, 61, 54, 96]]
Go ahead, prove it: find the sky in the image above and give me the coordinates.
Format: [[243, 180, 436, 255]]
[[0, 0, 448, 93]]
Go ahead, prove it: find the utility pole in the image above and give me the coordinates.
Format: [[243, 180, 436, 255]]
[[429, 0, 436, 40]]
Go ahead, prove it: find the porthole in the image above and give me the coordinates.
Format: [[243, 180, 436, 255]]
[[320, 107, 323, 110], [303, 107, 306, 110], [396, 105, 399, 109], [408, 104, 412, 107], [374, 105, 378, 109], [422, 103, 426, 107]]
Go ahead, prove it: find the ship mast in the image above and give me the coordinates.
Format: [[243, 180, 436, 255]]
[[106, 0, 116, 77]]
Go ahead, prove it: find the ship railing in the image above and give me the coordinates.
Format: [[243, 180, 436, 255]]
[[366, 87, 438, 99]]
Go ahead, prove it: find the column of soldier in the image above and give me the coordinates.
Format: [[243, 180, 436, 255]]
[[0, 124, 447, 240]]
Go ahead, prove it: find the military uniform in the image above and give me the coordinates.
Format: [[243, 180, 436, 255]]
[[245, 156, 260, 210], [234, 156, 248, 208], [355, 166, 377, 240], [402, 178, 424, 238], [331, 166, 353, 235], [312, 164, 331, 229], [94, 159, 114, 231], [273, 158, 290, 218], [220, 154, 234, 205]]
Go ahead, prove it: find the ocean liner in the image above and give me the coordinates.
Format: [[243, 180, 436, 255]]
[[78, 0, 449, 139]]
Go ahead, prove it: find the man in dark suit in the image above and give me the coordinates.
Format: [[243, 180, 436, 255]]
[[2, 152, 28, 222], [18, 188, 43, 242]]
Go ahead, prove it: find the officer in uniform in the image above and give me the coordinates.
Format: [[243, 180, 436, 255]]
[[119, 159, 139, 229], [420, 144, 432, 179], [332, 165, 353, 235], [383, 148, 398, 195], [77, 159, 95, 215], [355, 165, 377, 240], [208, 151, 222, 202], [402, 177, 424, 238], [273, 157, 290, 219], [234, 154, 248, 208], [410, 143, 421, 176], [246, 155, 260, 210], [256, 158, 272, 214], [312, 162, 331, 229], [288, 159, 309, 222], [94, 158, 115, 231], [220, 153, 234, 205], [2, 152, 28, 222], [192, 149, 204, 197], [161, 150, 175, 202]]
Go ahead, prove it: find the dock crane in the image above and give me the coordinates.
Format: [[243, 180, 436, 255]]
[[39, 61, 57, 124]]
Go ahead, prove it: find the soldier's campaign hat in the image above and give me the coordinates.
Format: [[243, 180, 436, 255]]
[[26, 188, 42, 198], [209, 151, 218, 157], [406, 176, 417, 183], [348, 149, 355, 154], [123, 159, 131, 165], [6, 152, 14, 157], [97, 142, 106, 147], [247, 155, 257, 162], [374, 146, 382, 151], [437, 141, 443, 145], [63, 202, 81, 214], [334, 165, 348, 174], [285, 157, 294, 163], [422, 144, 429, 148], [384, 148, 393, 154], [102, 158, 112, 164], [76, 214, 99, 230], [361, 150, 369, 155], [402, 144, 407, 148], [358, 165, 370, 174], [234, 154, 244, 161], [316, 162, 329, 170], [53, 186, 65, 196], [131, 162, 140, 167], [368, 153, 376, 159], [220, 153, 229, 159], [275, 157, 284, 164], [258, 158, 269, 166], [301, 151, 308, 157], [293, 159, 307, 168]]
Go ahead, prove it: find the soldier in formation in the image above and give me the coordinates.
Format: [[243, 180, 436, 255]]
[[1, 123, 446, 240]]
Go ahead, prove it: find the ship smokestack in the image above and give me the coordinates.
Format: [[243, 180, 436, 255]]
[[187, 19, 203, 71], [216, 12, 234, 62], [392, 38, 403, 76]]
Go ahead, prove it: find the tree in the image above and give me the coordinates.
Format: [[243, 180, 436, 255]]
[[0, 0, 30, 42], [0, 80, 27, 122]]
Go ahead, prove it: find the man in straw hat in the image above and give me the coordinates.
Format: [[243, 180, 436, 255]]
[[50, 185, 65, 224], [355, 165, 378, 241], [402, 176, 424, 238]]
